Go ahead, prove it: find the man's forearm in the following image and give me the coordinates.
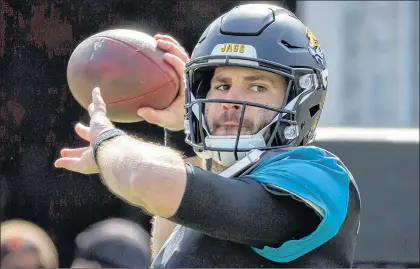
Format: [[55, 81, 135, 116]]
[[96, 134, 187, 218]]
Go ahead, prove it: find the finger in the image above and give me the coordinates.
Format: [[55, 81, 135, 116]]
[[157, 39, 189, 62], [137, 107, 166, 126], [54, 157, 83, 172], [163, 53, 186, 93], [154, 34, 183, 48], [157, 40, 189, 63], [88, 103, 94, 117], [75, 123, 90, 142], [60, 147, 89, 158], [92, 87, 107, 116], [137, 106, 179, 128], [164, 53, 185, 75]]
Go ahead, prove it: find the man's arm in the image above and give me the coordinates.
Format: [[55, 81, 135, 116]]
[[96, 135, 320, 248], [97, 135, 187, 218], [150, 156, 202, 258]]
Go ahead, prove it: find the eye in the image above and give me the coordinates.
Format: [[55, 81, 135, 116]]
[[215, 84, 231, 91], [250, 85, 267, 92]]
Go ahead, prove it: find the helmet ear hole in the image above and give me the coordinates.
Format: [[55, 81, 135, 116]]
[[309, 104, 320, 118], [285, 83, 297, 104], [194, 69, 214, 99]]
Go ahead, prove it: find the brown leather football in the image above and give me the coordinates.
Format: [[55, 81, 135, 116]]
[[67, 29, 179, 123]]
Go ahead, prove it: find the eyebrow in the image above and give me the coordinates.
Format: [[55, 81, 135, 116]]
[[211, 74, 277, 86], [211, 76, 230, 84], [244, 75, 276, 86]]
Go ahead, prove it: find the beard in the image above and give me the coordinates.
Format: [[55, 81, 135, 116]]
[[205, 109, 275, 136]]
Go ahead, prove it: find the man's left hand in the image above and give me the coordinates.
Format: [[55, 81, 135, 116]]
[[54, 87, 114, 174], [136, 34, 189, 131]]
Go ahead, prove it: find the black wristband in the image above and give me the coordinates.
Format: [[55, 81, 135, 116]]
[[164, 129, 196, 158], [93, 129, 127, 163]]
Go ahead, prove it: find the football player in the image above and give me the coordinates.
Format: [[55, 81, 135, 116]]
[[55, 4, 361, 268]]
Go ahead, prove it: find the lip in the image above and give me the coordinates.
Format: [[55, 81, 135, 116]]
[[221, 122, 240, 127]]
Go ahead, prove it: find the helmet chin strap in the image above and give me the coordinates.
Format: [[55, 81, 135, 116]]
[[203, 135, 267, 167]]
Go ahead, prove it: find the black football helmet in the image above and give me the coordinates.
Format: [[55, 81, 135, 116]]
[[184, 4, 328, 167]]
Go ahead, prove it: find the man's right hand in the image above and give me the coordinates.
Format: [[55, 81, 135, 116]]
[[136, 34, 190, 131]]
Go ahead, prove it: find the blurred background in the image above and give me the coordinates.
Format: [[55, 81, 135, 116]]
[[298, 1, 419, 128], [1, 0, 419, 268]]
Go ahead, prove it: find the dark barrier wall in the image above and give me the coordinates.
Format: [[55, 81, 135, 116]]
[[0, 0, 296, 266], [315, 139, 419, 267]]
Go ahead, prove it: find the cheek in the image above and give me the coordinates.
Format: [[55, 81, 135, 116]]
[[245, 105, 277, 125], [256, 93, 284, 107], [263, 109, 278, 121], [260, 100, 279, 117], [241, 107, 261, 125], [206, 89, 219, 99], [204, 103, 218, 123], [273, 91, 286, 107]]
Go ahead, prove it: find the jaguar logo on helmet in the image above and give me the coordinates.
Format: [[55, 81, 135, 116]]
[[306, 27, 326, 69]]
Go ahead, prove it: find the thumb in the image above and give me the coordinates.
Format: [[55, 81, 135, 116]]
[[54, 157, 83, 172], [137, 107, 182, 130], [137, 107, 162, 125]]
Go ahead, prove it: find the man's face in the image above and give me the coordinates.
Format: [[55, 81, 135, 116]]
[[205, 66, 286, 136]]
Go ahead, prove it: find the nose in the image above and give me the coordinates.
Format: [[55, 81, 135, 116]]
[[221, 87, 243, 112], [222, 102, 242, 112]]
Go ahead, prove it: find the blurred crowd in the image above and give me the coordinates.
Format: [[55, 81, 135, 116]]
[[1, 218, 151, 268]]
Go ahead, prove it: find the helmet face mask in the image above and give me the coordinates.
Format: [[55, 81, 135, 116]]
[[183, 4, 328, 167]]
